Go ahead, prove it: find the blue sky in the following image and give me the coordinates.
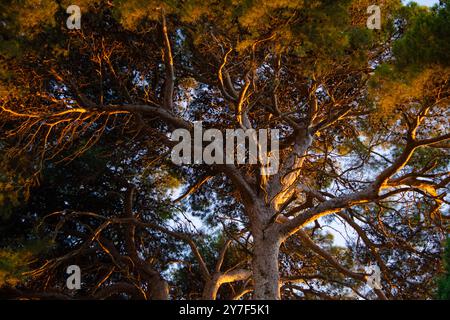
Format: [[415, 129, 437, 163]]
[[404, 0, 439, 6]]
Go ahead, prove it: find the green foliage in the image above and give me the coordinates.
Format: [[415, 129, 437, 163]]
[[408, 147, 449, 170], [0, 152, 33, 220], [0, 250, 30, 286], [394, 1, 450, 69], [437, 238, 450, 299], [0, 239, 53, 287], [369, 1, 450, 124]]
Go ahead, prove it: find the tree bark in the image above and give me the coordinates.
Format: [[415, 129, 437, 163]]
[[252, 225, 281, 300], [202, 270, 252, 300], [202, 274, 222, 300]]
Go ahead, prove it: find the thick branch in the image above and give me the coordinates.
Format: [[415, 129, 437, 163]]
[[161, 12, 175, 111]]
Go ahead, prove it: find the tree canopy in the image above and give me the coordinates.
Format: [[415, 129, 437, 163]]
[[0, 0, 449, 300]]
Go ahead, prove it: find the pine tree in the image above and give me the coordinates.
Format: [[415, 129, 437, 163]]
[[0, 0, 449, 300]]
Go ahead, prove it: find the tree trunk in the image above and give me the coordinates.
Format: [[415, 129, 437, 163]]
[[202, 274, 221, 300], [149, 274, 170, 300], [252, 230, 281, 299]]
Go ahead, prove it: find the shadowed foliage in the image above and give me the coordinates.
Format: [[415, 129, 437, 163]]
[[0, 0, 449, 300]]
